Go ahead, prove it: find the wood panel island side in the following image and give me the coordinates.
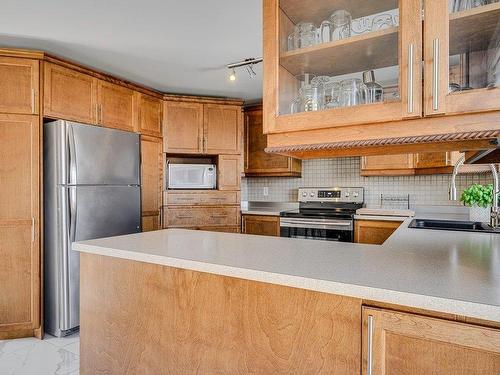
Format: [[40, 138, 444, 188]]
[[74, 226, 500, 374]]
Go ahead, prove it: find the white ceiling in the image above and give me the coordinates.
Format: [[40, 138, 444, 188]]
[[0, 0, 263, 102]]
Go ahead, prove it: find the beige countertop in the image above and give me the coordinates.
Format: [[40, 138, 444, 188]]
[[74, 216, 500, 322]]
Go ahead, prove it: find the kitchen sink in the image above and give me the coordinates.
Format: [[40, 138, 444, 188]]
[[408, 219, 500, 233]]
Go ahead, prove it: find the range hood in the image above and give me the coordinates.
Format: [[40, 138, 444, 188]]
[[465, 138, 500, 164]]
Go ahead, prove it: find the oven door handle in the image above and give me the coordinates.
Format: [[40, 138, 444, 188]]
[[280, 218, 352, 230]]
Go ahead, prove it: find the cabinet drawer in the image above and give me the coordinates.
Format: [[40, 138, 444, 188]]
[[164, 206, 239, 227], [184, 226, 240, 233], [165, 191, 239, 206]]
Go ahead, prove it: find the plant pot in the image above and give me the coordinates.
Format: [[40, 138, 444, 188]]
[[469, 205, 491, 223]]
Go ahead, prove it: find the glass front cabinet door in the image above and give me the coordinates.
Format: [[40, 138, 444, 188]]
[[424, 0, 500, 116], [263, 0, 423, 133]]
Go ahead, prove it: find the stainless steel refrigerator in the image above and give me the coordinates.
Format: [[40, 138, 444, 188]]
[[44, 120, 141, 337]]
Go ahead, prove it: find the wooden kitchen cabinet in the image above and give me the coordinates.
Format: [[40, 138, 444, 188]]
[[163, 101, 204, 154], [0, 114, 40, 339], [264, 0, 422, 134], [141, 135, 163, 230], [137, 93, 162, 137], [361, 152, 461, 176], [0, 57, 39, 115], [43, 62, 97, 123], [142, 215, 160, 232], [163, 206, 240, 228], [362, 307, 500, 374], [361, 154, 416, 176], [424, 1, 500, 117], [204, 104, 241, 154], [165, 191, 240, 206], [262, 0, 500, 159], [217, 154, 241, 191], [241, 214, 280, 237], [354, 220, 402, 245], [97, 80, 135, 132], [244, 105, 301, 177]]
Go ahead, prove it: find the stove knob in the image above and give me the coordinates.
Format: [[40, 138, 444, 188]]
[[345, 192, 350, 197], [353, 192, 359, 197], [302, 192, 307, 197], [310, 192, 315, 197]]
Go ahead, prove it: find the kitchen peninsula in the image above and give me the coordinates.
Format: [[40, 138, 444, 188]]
[[73, 219, 500, 374]]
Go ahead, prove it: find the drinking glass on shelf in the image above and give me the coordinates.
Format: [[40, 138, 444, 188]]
[[340, 78, 368, 107], [331, 10, 352, 40], [290, 74, 323, 113], [363, 70, 384, 103], [371, 14, 395, 31], [450, 0, 486, 12], [287, 22, 318, 50], [312, 76, 340, 108]]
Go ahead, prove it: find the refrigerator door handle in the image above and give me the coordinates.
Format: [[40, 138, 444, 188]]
[[69, 186, 77, 243], [68, 124, 77, 185]]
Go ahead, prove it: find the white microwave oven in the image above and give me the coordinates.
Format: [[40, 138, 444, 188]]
[[167, 163, 216, 189]]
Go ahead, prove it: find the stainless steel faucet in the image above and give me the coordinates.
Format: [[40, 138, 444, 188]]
[[449, 155, 499, 228]]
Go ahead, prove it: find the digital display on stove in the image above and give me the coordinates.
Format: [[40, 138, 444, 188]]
[[318, 190, 341, 198]]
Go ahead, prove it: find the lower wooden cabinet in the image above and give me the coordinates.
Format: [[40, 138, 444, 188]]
[[362, 307, 500, 375], [163, 206, 240, 228], [241, 214, 280, 237], [184, 226, 240, 233], [142, 214, 160, 232], [0, 114, 40, 339], [165, 191, 240, 206], [354, 220, 402, 245]]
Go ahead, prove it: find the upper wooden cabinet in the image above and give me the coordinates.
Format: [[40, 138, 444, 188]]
[[137, 93, 162, 137], [424, 0, 500, 117], [163, 101, 204, 154], [0, 57, 39, 115], [97, 80, 135, 132], [264, 0, 422, 134], [0, 114, 40, 338], [44, 62, 97, 123], [204, 104, 241, 154], [362, 307, 500, 374], [140, 135, 163, 217], [244, 105, 301, 177], [361, 152, 461, 176], [263, 0, 500, 157], [163, 101, 242, 155]]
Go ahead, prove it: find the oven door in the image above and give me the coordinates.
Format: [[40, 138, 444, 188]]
[[280, 217, 353, 242]]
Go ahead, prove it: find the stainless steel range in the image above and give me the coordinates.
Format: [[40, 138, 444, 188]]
[[280, 187, 364, 242]]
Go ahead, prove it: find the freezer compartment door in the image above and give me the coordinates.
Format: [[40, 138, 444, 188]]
[[46, 120, 140, 185]]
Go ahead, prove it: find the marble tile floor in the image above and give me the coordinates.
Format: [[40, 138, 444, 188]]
[[0, 332, 79, 375]]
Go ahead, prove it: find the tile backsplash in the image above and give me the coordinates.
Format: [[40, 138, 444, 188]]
[[241, 157, 493, 208]]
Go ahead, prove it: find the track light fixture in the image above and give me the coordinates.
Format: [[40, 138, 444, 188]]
[[227, 57, 263, 82]]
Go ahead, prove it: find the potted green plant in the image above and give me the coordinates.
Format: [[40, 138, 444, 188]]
[[460, 184, 494, 223]]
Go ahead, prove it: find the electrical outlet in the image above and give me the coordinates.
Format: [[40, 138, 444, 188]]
[[263, 187, 269, 197]]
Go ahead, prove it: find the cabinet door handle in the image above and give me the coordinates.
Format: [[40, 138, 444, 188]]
[[99, 104, 103, 124], [203, 137, 207, 153], [31, 89, 36, 113], [432, 38, 440, 111], [31, 217, 36, 242], [407, 44, 414, 114], [95, 104, 99, 124], [367, 315, 374, 375]]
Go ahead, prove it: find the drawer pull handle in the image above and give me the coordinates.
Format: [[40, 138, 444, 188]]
[[177, 215, 194, 219], [211, 215, 228, 218], [178, 198, 195, 201]]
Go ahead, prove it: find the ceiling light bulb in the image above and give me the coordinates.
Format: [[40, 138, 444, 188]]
[[229, 69, 236, 81]]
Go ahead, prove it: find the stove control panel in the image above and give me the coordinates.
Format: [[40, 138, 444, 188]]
[[298, 187, 364, 203]]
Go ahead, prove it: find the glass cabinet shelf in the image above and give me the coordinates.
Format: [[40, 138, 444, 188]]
[[280, 26, 398, 77]]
